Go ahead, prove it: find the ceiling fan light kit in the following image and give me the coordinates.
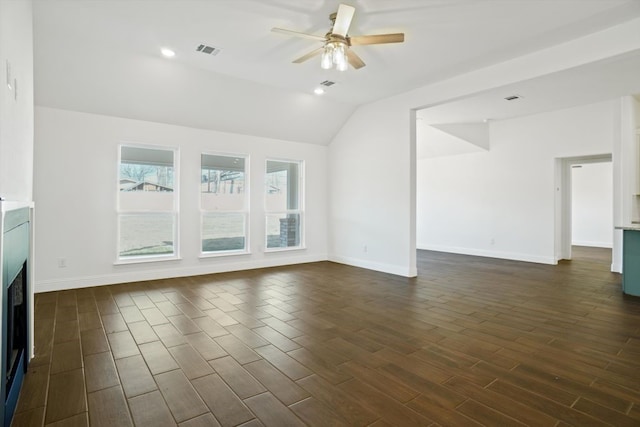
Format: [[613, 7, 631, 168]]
[[321, 40, 348, 71], [272, 3, 404, 71]]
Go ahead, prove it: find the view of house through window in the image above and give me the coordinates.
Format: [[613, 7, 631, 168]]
[[118, 145, 177, 259], [201, 154, 248, 254], [265, 159, 303, 249]]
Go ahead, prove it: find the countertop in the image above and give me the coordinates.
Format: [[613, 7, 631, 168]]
[[615, 224, 640, 231]]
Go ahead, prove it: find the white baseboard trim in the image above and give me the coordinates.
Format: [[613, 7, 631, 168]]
[[328, 255, 416, 277], [35, 254, 328, 293], [416, 244, 557, 265], [571, 240, 613, 248], [611, 261, 622, 273]]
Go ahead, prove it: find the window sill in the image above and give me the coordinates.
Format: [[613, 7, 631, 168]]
[[199, 250, 251, 259], [114, 255, 181, 265], [264, 246, 306, 253]]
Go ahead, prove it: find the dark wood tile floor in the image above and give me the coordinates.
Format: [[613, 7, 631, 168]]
[[11, 247, 640, 426]]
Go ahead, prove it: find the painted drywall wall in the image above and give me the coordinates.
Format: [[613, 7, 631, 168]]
[[417, 101, 614, 263], [0, 0, 34, 201], [611, 96, 638, 273], [328, 101, 416, 276], [34, 107, 328, 292], [571, 162, 613, 248], [630, 97, 640, 221], [329, 17, 640, 277]]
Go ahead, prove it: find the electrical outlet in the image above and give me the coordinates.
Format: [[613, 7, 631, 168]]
[[490, 238, 495, 245], [363, 245, 368, 253], [57, 258, 67, 268]]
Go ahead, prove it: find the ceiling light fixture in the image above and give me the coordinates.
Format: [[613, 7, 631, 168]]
[[314, 87, 325, 95], [272, 4, 404, 71], [161, 48, 176, 58], [321, 40, 348, 72]]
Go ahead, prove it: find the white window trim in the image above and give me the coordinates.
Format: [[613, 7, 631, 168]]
[[200, 152, 250, 257], [116, 142, 180, 263], [264, 158, 305, 252]]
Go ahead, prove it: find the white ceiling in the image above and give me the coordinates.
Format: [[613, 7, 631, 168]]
[[32, 0, 640, 145], [417, 50, 640, 124]]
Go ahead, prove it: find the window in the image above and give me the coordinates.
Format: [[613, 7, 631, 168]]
[[201, 154, 248, 254], [265, 159, 303, 250], [118, 145, 178, 260]]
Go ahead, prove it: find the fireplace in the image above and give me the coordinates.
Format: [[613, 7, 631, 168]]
[[1, 205, 31, 427]]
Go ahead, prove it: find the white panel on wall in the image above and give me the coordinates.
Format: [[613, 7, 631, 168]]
[[571, 162, 613, 248]]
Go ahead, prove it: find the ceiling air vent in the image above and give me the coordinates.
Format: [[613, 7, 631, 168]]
[[504, 94, 523, 101], [320, 80, 336, 87], [196, 44, 222, 56]]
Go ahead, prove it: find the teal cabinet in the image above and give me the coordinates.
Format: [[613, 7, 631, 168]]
[[623, 229, 640, 296]]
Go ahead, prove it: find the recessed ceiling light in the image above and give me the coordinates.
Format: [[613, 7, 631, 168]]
[[314, 87, 325, 95], [161, 48, 176, 58]]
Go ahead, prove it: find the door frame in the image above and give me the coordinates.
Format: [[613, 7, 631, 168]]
[[555, 153, 612, 262]]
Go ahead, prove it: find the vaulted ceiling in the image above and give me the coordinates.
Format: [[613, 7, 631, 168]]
[[32, 0, 640, 145]]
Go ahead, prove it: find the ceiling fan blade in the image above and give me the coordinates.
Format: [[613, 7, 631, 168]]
[[346, 49, 366, 69], [292, 48, 324, 64], [332, 4, 355, 37], [271, 27, 326, 42], [349, 33, 405, 45]]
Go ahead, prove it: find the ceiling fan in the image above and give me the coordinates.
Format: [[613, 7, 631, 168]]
[[271, 4, 404, 71]]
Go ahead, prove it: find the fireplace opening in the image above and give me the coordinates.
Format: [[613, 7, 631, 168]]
[[5, 263, 26, 399], [1, 206, 30, 427]]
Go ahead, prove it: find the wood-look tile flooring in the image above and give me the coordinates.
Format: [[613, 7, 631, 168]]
[[11, 247, 640, 426]]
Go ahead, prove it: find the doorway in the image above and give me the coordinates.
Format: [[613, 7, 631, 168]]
[[555, 154, 613, 265]]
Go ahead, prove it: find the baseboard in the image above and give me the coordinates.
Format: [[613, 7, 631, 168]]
[[35, 253, 328, 293], [571, 240, 613, 248], [416, 244, 557, 265], [328, 255, 416, 277]]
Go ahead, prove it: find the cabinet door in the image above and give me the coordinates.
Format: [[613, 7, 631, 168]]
[[623, 230, 640, 296]]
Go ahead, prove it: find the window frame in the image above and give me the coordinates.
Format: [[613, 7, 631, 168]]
[[264, 158, 305, 252], [115, 142, 180, 264], [199, 151, 250, 257]]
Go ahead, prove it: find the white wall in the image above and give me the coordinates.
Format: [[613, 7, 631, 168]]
[[571, 162, 613, 248], [329, 17, 640, 277], [328, 101, 416, 277], [0, 0, 34, 201], [34, 107, 328, 292], [417, 101, 615, 263], [611, 96, 639, 272]]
